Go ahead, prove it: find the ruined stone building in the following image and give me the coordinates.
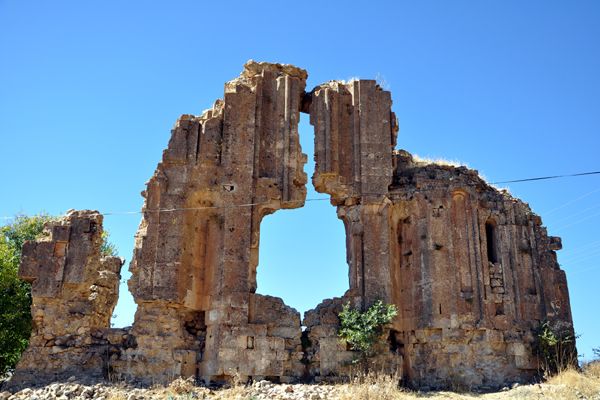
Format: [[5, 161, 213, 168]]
[[9, 61, 574, 390]]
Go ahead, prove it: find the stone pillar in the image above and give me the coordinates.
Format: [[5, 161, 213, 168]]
[[309, 79, 398, 306], [304, 79, 399, 378]]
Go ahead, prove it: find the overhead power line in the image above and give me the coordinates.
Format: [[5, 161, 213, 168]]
[[1, 170, 599, 221], [544, 187, 600, 216], [491, 170, 600, 185], [100, 197, 332, 217], [0, 197, 332, 220]]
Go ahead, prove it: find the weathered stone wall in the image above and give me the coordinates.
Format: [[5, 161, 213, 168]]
[[8, 61, 575, 391], [302, 79, 403, 380], [309, 79, 398, 305], [123, 61, 309, 384], [385, 151, 574, 389], [302, 149, 574, 389], [9, 210, 124, 388]]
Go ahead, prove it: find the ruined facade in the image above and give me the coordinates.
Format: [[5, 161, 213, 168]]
[[12, 210, 124, 385], [9, 61, 574, 390]]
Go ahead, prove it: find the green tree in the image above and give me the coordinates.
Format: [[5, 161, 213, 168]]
[[338, 300, 398, 371], [0, 214, 54, 375], [100, 230, 118, 257]]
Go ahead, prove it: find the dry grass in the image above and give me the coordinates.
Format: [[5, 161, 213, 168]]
[[585, 360, 600, 379], [103, 366, 600, 400], [166, 377, 196, 394], [337, 373, 403, 400], [334, 368, 600, 400], [336, 372, 485, 400], [412, 154, 467, 168], [410, 153, 514, 194], [106, 393, 128, 400], [543, 366, 600, 400], [521, 362, 600, 400]]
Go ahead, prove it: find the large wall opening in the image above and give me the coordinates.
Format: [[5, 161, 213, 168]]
[[255, 115, 349, 317]]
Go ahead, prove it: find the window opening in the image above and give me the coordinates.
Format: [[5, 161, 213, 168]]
[[485, 220, 498, 264]]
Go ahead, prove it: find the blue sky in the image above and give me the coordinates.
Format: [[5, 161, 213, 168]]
[[1, 1, 599, 360]]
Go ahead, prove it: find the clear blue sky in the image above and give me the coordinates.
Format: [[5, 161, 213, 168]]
[[1, 1, 599, 361]]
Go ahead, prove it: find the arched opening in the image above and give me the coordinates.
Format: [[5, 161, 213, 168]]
[[255, 115, 349, 318], [485, 219, 498, 264]]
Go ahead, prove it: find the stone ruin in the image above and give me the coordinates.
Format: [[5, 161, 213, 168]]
[[8, 61, 575, 390]]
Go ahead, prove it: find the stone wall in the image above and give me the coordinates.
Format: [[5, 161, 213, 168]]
[[9, 210, 124, 387], [302, 149, 573, 389], [7, 61, 575, 391], [385, 151, 574, 389], [302, 78, 403, 380], [123, 61, 309, 384]]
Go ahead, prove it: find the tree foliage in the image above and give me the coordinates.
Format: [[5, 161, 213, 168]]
[[534, 320, 578, 376], [0, 214, 54, 375], [100, 230, 118, 257], [338, 300, 398, 369]]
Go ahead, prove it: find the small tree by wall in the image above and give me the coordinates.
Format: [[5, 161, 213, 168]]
[[338, 300, 398, 372], [534, 320, 578, 377]]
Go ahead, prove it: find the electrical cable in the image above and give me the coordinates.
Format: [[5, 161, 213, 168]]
[[1, 169, 599, 221], [1, 197, 332, 220], [543, 187, 600, 216], [554, 209, 600, 232], [490, 171, 600, 185]]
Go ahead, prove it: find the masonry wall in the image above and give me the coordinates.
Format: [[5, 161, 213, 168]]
[[8, 61, 575, 391], [386, 151, 573, 389], [123, 61, 309, 384], [9, 210, 124, 387]]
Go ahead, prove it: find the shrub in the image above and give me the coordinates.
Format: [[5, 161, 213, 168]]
[[338, 300, 398, 372], [534, 320, 577, 377], [0, 214, 55, 375], [100, 230, 118, 257]]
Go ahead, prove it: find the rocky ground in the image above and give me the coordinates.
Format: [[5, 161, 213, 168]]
[[2, 365, 599, 400]]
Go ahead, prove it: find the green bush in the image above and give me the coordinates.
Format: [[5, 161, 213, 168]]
[[534, 320, 578, 376], [338, 300, 397, 371], [0, 215, 55, 375], [100, 230, 118, 257]]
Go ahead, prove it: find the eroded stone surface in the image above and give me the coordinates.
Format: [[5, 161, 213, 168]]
[[7, 61, 575, 391], [385, 151, 574, 389], [123, 60, 309, 384], [9, 210, 123, 388]]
